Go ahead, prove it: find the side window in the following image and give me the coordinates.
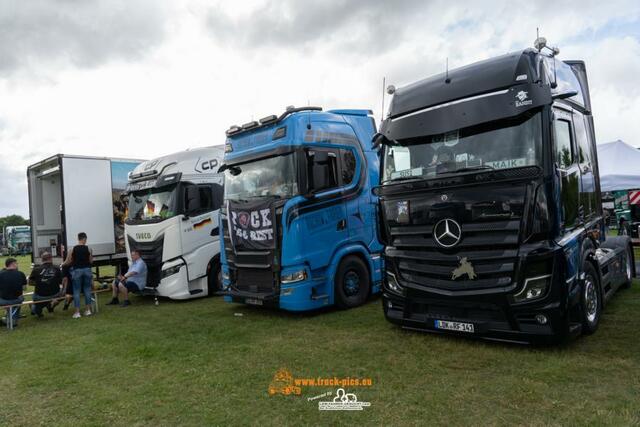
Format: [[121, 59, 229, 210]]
[[198, 185, 213, 212], [308, 149, 339, 193], [211, 183, 223, 211], [554, 116, 579, 229], [574, 115, 591, 166], [554, 119, 574, 168], [340, 148, 356, 185], [574, 113, 597, 219]]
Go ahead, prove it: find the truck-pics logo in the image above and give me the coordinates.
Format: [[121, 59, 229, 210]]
[[451, 257, 477, 280], [515, 90, 533, 107], [268, 368, 301, 396]]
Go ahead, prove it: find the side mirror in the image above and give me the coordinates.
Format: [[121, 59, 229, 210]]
[[552, 90, 578, 100]]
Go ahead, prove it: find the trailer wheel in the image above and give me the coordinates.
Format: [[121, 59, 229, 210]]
[[207, 260, 222, 296], [622, 245, 633, 289], [334, 255, 370, 309], [580, 262, 602, 335]]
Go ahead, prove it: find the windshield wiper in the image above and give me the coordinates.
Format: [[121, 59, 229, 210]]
[[386, 176, 426, 183], [456, 165, 494, 172], [437, 165, 495, 176]]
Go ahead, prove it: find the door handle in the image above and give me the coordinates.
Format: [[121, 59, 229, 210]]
[[337, 219, 346, 231]]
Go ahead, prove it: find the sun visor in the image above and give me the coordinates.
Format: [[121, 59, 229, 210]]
[[380, 83, 551, 142]]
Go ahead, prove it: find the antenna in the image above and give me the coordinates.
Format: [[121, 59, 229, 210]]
[[445, 58, 450, 84], [381, 76, 386, 122]]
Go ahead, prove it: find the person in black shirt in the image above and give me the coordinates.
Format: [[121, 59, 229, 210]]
[[0, 258, 27, 326], [62, 232, 94, 319], [28, 252, 62, 317]]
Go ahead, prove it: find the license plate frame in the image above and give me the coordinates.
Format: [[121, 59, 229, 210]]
[[434, 319, 475, 333]]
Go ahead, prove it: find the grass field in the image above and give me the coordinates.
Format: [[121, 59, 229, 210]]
[[1, 255, 640, 425]]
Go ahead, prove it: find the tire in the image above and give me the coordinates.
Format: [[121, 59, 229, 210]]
[[334, 255, 370, 309], [580, 262, 602, 335], [207, 260, 222, 296], [622, 245, 633, 289]]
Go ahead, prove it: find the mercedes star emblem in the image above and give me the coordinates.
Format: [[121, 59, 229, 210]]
[[433, 218, 462, 248]]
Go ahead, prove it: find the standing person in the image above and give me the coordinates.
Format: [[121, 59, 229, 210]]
[[107, 249, 147, 307], [618, 217, 629, 236], [0, 258, 27, 327], [28, 252, 62, 317], [63, 232, 94, 319]]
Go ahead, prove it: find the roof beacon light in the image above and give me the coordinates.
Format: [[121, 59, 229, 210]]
[[534, 36, 560, 57], [534, 36, 547, 51]]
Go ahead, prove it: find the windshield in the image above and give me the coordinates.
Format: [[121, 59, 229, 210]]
[[383, 112, 542, 182], [128, 185, 178, 221], [224, 153, 299, 200]]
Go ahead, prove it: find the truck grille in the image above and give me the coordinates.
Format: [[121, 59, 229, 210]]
[[223, 222, 279, 294], [127, 235, 164, 287], [387, 219, 520, 291]]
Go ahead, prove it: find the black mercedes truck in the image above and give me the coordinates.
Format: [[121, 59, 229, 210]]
[[377, 41, 634, 344]]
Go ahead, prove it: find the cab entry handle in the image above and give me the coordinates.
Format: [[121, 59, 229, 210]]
[[337, 219, 347, 231]]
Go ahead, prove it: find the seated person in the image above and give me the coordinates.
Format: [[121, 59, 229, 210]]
[[107, 249, 147, 307], [28, 252, 63, 317], [0, 258, 27, 326]]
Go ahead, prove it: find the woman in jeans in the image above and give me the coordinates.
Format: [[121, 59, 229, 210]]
[[62, 232, 94, 319]]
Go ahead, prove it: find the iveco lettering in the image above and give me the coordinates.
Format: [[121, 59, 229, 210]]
[[376, 38, 634, 344], [220, 106, 383, 311]]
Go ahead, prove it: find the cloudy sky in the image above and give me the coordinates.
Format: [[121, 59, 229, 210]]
[[1, 0, 639, 217]]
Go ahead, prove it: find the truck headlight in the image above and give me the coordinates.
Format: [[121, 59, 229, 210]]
[[281, 269, 307, 284], [162, 263, 184, 279], [513, 274, 551, 303], [385, 271, 404, 295]]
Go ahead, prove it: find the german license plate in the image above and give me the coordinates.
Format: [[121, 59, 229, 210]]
[[245, 298, 263, 306], [434, 320, 474, 333]]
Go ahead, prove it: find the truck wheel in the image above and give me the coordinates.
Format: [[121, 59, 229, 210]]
[[334, 255, 370, 309], [207, 260, 222, 296], [580, 262, 602, 335], [622, 245, 633, 289]]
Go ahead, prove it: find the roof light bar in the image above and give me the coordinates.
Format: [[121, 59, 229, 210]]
[[226, 125, 241, 136], [259, 115, 278, 125], [241, 121, 259, 130]]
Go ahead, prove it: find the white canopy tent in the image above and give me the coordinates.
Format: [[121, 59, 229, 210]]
[[596, 140, 640, 192]]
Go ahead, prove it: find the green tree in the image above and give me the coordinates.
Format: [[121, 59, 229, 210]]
[[0, 214, 30, 232]]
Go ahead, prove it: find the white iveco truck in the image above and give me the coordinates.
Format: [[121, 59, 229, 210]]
[[124, 146, 225, 300]]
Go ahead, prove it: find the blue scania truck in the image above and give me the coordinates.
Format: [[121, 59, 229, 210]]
[[219, 106, 383, 311]]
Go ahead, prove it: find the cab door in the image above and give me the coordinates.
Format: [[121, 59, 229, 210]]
[[296, 148, 348, 269], [181, 181, 224, 281]]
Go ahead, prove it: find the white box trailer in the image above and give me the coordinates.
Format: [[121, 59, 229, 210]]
[[27, 154, 143, 269]]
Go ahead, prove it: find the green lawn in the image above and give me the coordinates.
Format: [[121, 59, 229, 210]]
[[1, 256, 639, 425]]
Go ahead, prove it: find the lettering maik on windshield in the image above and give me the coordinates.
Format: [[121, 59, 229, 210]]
[[229, 200, 275, 250]]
